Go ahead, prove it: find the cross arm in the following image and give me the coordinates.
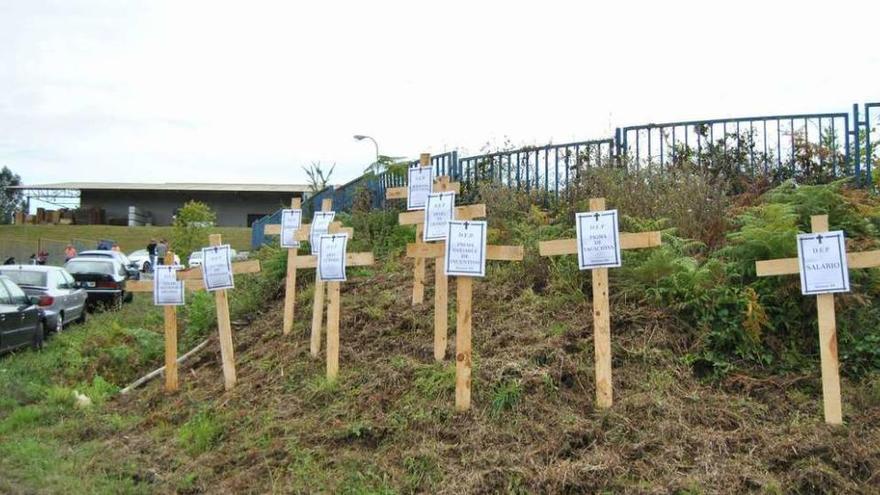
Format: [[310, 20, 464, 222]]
[[406, 243, 524, 261], [538, 231, 662, 257], [756, 250, 880, 277], [177, 260, 262, 280], [264, 221, 348, 237], [398, 204, 487, 225], [385, 181, 461, 199], [295, 252, 375, 268]]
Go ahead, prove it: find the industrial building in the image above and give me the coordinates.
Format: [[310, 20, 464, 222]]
[[13, 182, 310, 227]]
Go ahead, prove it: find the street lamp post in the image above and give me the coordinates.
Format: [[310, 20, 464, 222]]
[[353, 135, 380, 174]]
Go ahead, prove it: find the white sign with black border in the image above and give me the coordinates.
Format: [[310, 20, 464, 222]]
[[280, 209, 303, 248], [310, 211, 336, 255], [444, 220, 487, 277], [797, 231, 850, 295], [407, 166, 434, 211], [575, 209, 622, 270], [423, 192, 456, 242], [153, 264, 184, 306], [201, 244, 234, 291], [318, 233, 348, 282]]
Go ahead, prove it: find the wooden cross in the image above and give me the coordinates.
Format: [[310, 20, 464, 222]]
[[398, 202, 486, 361], [262, 197, 350, 336], [538, 198, 662, 409], [127, 244, 262, 392], [406, 242, 524, 411], [756, 214, 880, 425], [296, 246, 374, 380], [386, 152, 461, 305]]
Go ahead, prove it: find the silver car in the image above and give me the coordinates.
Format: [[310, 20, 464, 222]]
[[0, 265, 88, 333]]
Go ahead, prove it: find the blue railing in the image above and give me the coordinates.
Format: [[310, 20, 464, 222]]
[[252, 102, 878, 249]]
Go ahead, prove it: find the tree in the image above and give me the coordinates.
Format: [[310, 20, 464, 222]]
[[171, 201, 216, 262], [0, 166, 24, 224], [301, 161, 336, 194]]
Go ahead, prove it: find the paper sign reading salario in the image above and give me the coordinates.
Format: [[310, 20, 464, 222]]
[[310, 211, 336, 255], [444, 220, 487, 277], [318, 233, 348, 282], [407, 166, 433, 211], [202, 244, 234, 291], [280, 209, 303, 248], [575, 209, 622, 270], [153, 264, 184, 305], [423, 192, 455, 242], [797, 231, 850, 295]]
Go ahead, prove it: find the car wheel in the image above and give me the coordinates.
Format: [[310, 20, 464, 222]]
[[124, 291, 133, 303], [76, 309, 87, 324], [113, 295, 123, 311], [56, 313, 64, 333], [32, 320, 45, 350]]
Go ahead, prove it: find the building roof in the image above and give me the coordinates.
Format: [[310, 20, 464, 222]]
[[13, 182, 311, 193]]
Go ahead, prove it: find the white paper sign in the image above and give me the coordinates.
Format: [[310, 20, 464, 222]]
[[797, 231, 850, 295], [310, 211, 336, 255], [318, 233, 348, 282], [280, 209, 303, 248], [407, 166, 434, 210], [575, 210, 622, 270], [201, 244, 234, 291], [423, 192, 456, 242], [444, 220, 487, 277], [153, 265, 184, 306]]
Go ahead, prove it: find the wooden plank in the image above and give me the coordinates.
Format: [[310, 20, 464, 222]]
[[592, 267, 613, 409], [264, 220, 346, 237], [398, 204, 486, 225], [756, 250, 880, 277], [538, 231, 662, 256], [294, 252, 375, 269], [385, 180, 462, 200], [164, 250, 178, 393], [434, 255, 448, 362], [326, 281, 341, 380], [810, 215, 843, 425], [406, 243, 524, 261], [455, 276, 473, 411], [413, 224, 426, 305], [310, 198, 334, 357], [282, 198, 302, 336], [177, 260, 261, 280], [210, 234, 237, 391]]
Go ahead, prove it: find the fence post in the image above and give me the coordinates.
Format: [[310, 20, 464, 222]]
[[853, 103, 862, 185]]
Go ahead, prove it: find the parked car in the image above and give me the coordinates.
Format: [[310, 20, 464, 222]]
[[77, 250, 140, 280], [0, 265, 88, 332], [0, 275, 44, 353], [128, 249, 181, 272], [63, 257, 132, 310]]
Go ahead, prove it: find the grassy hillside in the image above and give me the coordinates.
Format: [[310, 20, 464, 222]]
[[1, 173, 879, 493], [0, 225, 253, 253]]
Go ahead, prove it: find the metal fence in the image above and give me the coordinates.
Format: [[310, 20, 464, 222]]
[[251, 101, 878, 249], [0, 237, 100, 266]]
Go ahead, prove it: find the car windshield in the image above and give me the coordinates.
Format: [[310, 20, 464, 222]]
[[0, 269, 47, 287], [80, 251, 114, 258], [66, 260, 115, 275], [130, 249, 147, 257], [190, 252, 203, 259]]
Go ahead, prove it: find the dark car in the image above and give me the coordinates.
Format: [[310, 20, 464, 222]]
[[0, 275, 44, 353], [0, 265, 88, 332], [63, 257, 131, 310], [77, 250, 140, 280]]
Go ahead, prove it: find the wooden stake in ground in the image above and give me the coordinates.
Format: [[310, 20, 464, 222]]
[[127, 250, 261, 392], [399, 202, 486, 361], [406, 223, 523, 411], [538, 198, 662, 409], [386, 153, 461, 306], [263, 198, 351, 338], [296, 236, 374, 380], [756, 214, 880, 425]]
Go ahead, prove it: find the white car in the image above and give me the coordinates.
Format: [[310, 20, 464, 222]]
[[128, 249, 181, 272]]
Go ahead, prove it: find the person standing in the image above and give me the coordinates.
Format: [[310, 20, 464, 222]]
[[64, 244, 77, 262], [156, 238, 168, 266], [146, 239, 157, 272]]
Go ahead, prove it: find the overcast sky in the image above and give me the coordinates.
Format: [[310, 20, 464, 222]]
[[1, 0, 878, 187]]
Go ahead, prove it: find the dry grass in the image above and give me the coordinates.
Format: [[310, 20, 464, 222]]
[[85, 257, 880, 494]]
